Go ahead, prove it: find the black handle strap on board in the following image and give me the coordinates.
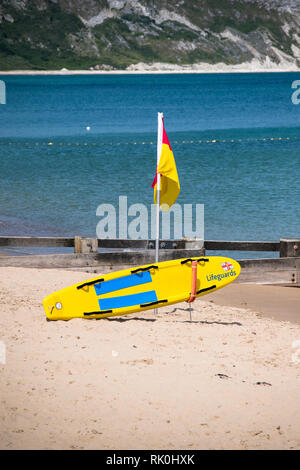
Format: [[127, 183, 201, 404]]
[[77, 278, 104, 290], [84, 309, 113, 316], [181, 258, 209, 265], [196, 285, 216, 295], [140, 299, 168, 308], [131, 265, 158, 274]]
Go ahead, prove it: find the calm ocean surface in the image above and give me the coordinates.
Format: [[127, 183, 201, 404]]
[[0, 73, 300, 257]]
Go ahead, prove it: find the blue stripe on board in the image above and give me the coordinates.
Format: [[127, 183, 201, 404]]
[[99, 290, 157, 310], [94, 271, 152, 296]]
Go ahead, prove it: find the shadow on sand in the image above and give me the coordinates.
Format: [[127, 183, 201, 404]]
[[168, 307, 242, 326], [100, 308, 242, 326], [104, 316, 156, 323]]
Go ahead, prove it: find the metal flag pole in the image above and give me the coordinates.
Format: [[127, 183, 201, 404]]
[[154, 112, 163, 314]]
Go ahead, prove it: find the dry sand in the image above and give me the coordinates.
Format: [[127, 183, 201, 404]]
[[0, 267, 300, 450]]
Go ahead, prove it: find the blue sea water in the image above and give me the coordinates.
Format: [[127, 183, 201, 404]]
[[0, 73, 300, 257]]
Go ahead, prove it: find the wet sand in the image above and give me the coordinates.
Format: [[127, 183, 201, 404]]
[[205, 284, 300, 324]]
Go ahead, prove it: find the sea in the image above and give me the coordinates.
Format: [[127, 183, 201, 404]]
[[0, 72, 300, 258]]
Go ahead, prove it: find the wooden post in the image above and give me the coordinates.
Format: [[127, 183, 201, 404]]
[[280, 238, 300, 258], [81, 238, 98, 254], [74, 236, 82, 254], [183, 238, 205, 254], [74, 237, 98, 254]]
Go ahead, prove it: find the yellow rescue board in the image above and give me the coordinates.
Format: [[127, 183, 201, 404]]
[[43, 256, 241, 321]]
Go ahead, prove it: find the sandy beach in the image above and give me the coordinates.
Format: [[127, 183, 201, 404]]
[[0, 266, 300, 450]]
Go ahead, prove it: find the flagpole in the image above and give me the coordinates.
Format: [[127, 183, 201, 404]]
[[154, 112, 163, 314]]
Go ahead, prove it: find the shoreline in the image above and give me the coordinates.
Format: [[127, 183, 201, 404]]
[[1, 66, 300, 76], [1, 70, 299, 76]]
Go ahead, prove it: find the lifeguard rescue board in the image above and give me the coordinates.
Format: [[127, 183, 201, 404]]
[[43, 256, 241, 321]]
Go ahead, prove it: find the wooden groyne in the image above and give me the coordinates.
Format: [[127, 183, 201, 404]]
[[0, 236, 299, 286]]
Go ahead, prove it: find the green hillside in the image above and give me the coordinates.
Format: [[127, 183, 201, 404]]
[[0, 0, 299, 70]]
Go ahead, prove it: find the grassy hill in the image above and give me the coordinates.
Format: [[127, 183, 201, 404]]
[[0, 0, 299, 70]]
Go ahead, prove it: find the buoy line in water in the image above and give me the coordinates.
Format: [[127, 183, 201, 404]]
[[0, 136, 298, 147]]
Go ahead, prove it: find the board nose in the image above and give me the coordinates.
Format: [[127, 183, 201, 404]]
[[43, 295, 63, 320]]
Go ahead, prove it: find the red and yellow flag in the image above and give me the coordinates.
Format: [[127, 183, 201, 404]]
[[152, 118, 180, 212]]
